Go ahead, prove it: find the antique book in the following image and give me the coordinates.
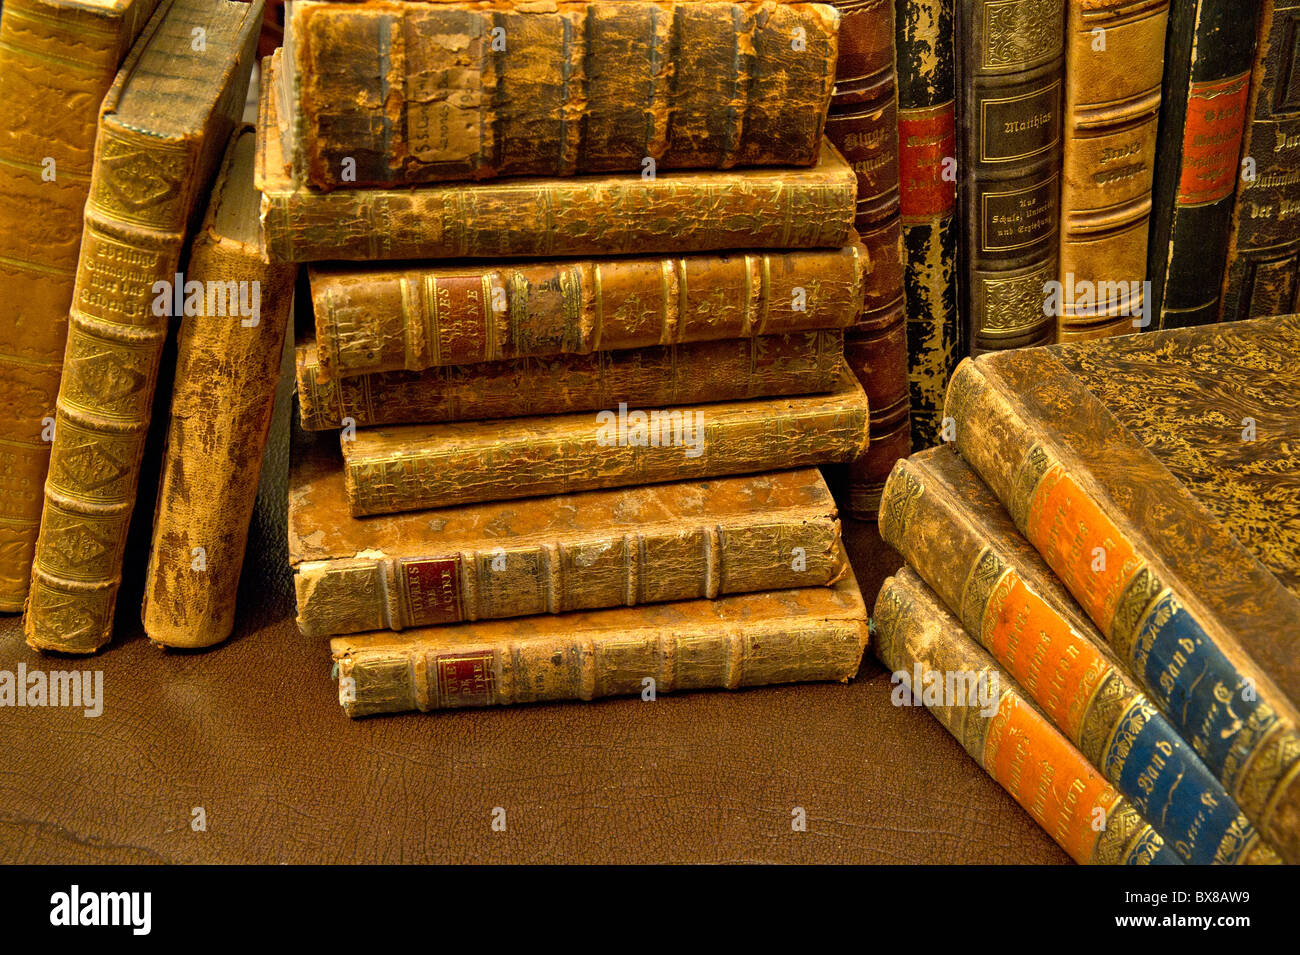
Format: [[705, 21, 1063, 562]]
[[23, 0, 262, 654], [256, 50, 858, 263], [956, 0, 1065, 353], [282, 0, 838, 189], [331, 560, 869, 716], [1221, 1, 1300, 322], [0, 0, 161, 612], [895, 0, 960, 447], [1148, 0, 1264, 328], [296, 330, 847, 430], [341, 370, 870, 516], [879, 447, 1280, 864], [309, 241, 865, 382], [140, 127, 296, 649], [291, 436, 847, 637], [945, 316, 1300, 863], [1056, 0, 1169, 341], [824, 0, 910, 519], [874, 568, 1179, 865]]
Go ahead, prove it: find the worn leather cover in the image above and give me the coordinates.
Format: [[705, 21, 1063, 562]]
[[24, 0, 262, 654], [957, 0, 1064, 353], [945, 315, 1300, 862], [296, 329, 847, 430], [0, 0, 161, 613], [1057, 0, 1168, 341], [257, 51, 859, 263], [140, 128, 297, 649], [286, 0, 838, 189], [291, 432, 846, 637], [1148, 0, 1264, 329], [874, 569, 1179, 865], [1221, 1, 1300, 322], [879, 447, 1280, 864]]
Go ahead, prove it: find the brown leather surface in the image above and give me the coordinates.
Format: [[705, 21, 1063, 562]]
[[0, 461, 1069, 862]]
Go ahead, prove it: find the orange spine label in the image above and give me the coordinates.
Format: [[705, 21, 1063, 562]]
[[898, 102, 957, 220], [1177, 72, 1251, 205]]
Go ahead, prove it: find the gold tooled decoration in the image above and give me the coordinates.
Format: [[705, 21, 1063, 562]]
[[961, 547, 1006, 640], [1009, 443, 1051, 531], [1109, 568, 1162, 664]]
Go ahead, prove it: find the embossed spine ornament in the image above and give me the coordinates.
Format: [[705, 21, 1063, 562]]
[[874, 569, 1180, 865], [879, 448, 1279, 864], [0, 0, 161, 612], [23, 0, 263, 653], [332, 561, 869, 717], [956, 0, 1065, 352]]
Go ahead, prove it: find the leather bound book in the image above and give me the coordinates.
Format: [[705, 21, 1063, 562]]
[[296, 330, 847, 430], [880, 447, 1280, 864], [331, 560, 868, 716], [1148, 0, 1264, 329], [309, 240, 865, 382], [140, 128, 297, 649], [1222, 1, 1300, 322], [283, 0, 839, 189], [23, 0, 262, 654], [1057, 0, 1169, 341], [957, 0, 1065, 353], [0, 0, 161, 612], [875, 568, 1180, 865], [341, 370, 870, 516], [257, 50, 859, 263], [292, 435, 847, 637], [895, 0, 960, 448], [945, 315, 1300, 862]]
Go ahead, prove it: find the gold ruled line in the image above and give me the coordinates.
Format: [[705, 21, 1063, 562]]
[[0, 434, 50, 448], [0, 152, 93, 182], [0, 251, 76, 277], [0, 515, 40, 527], [0, 38, 106, 73], [0, 349, 64, 368], [2, 2, 120, 40]]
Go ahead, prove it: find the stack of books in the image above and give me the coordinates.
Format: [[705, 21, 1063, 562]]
[[874, 316, 1300, 865], [266, 0, 880, 715]]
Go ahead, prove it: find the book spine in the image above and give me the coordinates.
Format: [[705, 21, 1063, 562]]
[[825, 0, 911, 518], [874, 570, 1181, 865], [1057, 0, 1169, 341], [957, 0, 1065, 353], [297, 509, 845, 637], [333, 614, 868, 716], [1221, 1, 1300, 322], [894, 0, 960, 448], [298, 330, 846, 431], [0, 0, 158, 612], [290, 1, 838, 190], [311, 243, 865, 381], [879, 455, 1279, 864], [342, 380, 871, 515], [140, 138, 297, 649], [1149, 0, 1264, 329], [946, 356, 1300, 863]]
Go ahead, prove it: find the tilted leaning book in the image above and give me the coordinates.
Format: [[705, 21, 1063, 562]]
[[256, 50, 858, 263], [875, 568, 1180, 865], [880, 446, 1279, 864], [332, 560, 868, 716], [282, 0, 839, 189], [141, 126, 296, 649], [945, 315, 1300, 863], [0, 0, 161, 612], [308, 240, 865, 382], [23, 0, 262, 654], [291, 435, 847, 637], [341, 370, 871, 516]]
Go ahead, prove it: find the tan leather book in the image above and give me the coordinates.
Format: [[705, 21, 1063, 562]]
[[308, 240, 865, 382], [256, 49, 858, 263], [140, 127, 296, 649], [0, 0, 161, 613], [296, 330, 847, 431], [292, 435, 846, 637], [1057, 0, 1169, 341], [331, 558, 868, 716], [341, 369, 870, 516], [283, 0, 838, 189], [23, 0, 263, 654]]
